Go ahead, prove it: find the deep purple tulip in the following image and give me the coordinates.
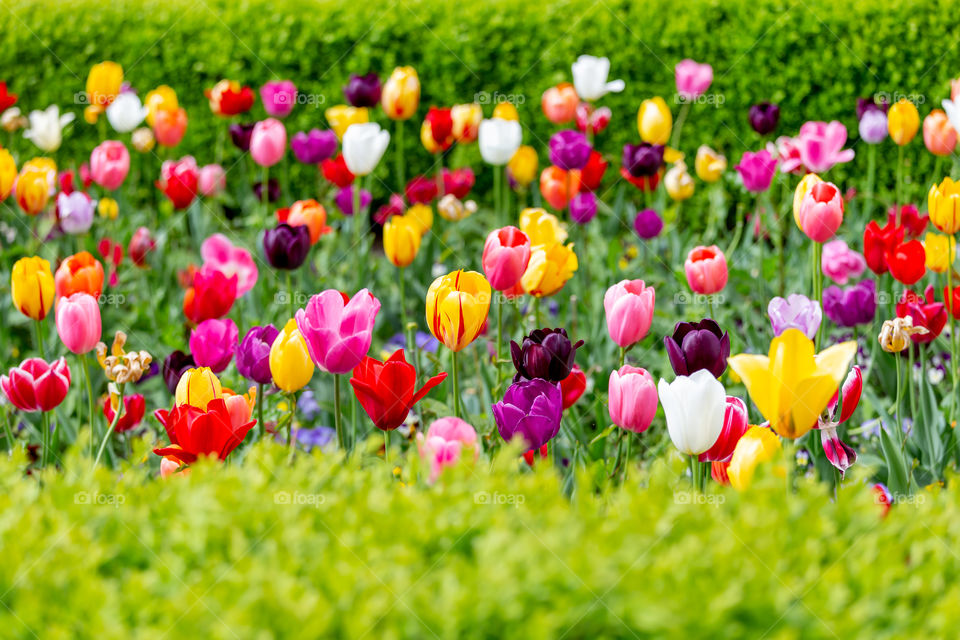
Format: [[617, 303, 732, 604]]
[[236, 324, 280, 385], [510, 328, 584, 382], [335, 185, 372, 216], [492, 378, 563, 451], [634, 208, 663, 239], [263, 223, 311, 270], [229, 122, 255, 152], [253, 178, 281, 203], [856, 96, 888, 120], [664, 319, 730, 379], [162, 350, 195, 395], [343, 72, 382, 108], [824, 280, 877, 327], [748, 102, 780, 135], [548, 130, 591, 170], [291, 129, 338, 164], [622, 143, 664, 177], [767, 294, 822, 340], [569, 192, 597, 224]]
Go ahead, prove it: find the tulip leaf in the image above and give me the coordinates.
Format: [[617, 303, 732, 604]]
[[879, 423, 910, 497]]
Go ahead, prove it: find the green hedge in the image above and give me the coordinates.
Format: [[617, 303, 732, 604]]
[[0, 440, 957, 638]]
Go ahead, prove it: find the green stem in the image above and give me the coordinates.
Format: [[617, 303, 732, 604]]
[[257, 382, 265, 439], [285, 271, 294, 319], [93, 384, 125, 469], [618, 346, 625, 368], [895, 145, 904, 222], [670, 102, 691, 150], [2, 408, 14, 454], [80, 353, 95, 459], [865, 144, 877, 219], [286, 392, 298, 463], [384, 429, 390, 465], [907, 345, 917, 429], [948, 267, 958, 424], [451, 350, 461, 418], [334, 374, 344, 451], [895, 353, 903, 449], [395, 119, 405, 191], [813, 241, 823, 350], [34, 319, 46, 358], [41, 411, 50, 467], [493, 163, 502, 226], [262, 165, 270, 220]]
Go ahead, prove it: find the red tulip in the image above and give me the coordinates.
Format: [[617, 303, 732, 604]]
[[103, 393, 146, 433], [897, 285, 946, 342], [405, 175, 438, 204], [424, 106, 454, 152], [129, 227, 156, 267], [559, 364, 586, 410], [321, 154, 355, 188], [349, 349, 447, 431], [153, 398, 255, 465], [442, 167, 475, 199], [699, 396, 749, 462], [1, 357, 71, 412], [887, 239, 926, 285], [575, 102, 611, 135], [619, 166, 660, 192], [862, 220, 904, 275], [157, 156, 198, 210], [579, 150, 607, 191], [183, 265, 238, 324], [944, 285, 960, 320], [887, 204, 928, 238]]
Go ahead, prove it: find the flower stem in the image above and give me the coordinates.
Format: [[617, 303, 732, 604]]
[[907, 345, 917, 428], [34, 319, 45, 358], [257, 382, 265, 439], [451, 349, 461, 419], [395, 119, 405, 191], [948, 266, 958, 425], [895, 145, 904, 221], [493, 163, 502, 226], [334, 374, 344, 451], [93, 384, 125, 470], [2, 408, 14, 454], [894, 354, 903, 449], [262, 165, 270, 220], [80, 353, 95, 459], [286, 392, 298, 464], [40, 411, 50, 467]]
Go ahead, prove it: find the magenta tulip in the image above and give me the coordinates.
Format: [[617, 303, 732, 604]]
[[482, 226, 531, 291], [89, 140, 130, 190], [55, 292, 102, 354], [698, 396, 749, 462], [734, 149, 777, 193], [200, 233, 259, 297], [675, 59, 713, 100], [260, 80, 297, 118], [607, 365, 658, 433], [189, 318, 239, 374], [603, 279, 655, 348], [416, 416, 479, 482], [296, 289, 381, 374], [1, 357, 71, 412], [250, 118, 287, 167], [198, 164, 227, 196]]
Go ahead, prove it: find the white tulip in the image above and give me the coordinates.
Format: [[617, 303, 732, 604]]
[[106, 92, 148, 133], [23, 105, 75, 152], [572, 55, 625, 102], [658, 369, 726, 456], [942, 99, 960, 136], [478, 118, 522, 166], [342, 122, 390, 176]]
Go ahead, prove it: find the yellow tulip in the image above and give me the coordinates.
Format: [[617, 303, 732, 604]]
[[11, 256, 55, 321], [493, 102, 519, 121], [425, 270, 491, 352], [381, 66, 420, 121], [792, 172, 823, 228], [521, 242, 578, 298], [144, 85, 179, 128], [664, 161, 694, 201], [888, 98, 920, 146], [269, 319, 315, 392], [637, 96, 672, 145], [0, 148, 15, 200], [420, 119, 444, 154], [86, 61, 123, 116], [98, 197, 119, 220], [727, 328, 856, 439], [694, 145, 726, 182], [451, 103, 483, 143], [519, 208, 567, 245], [175, 367, 223, 411], [15, 166, 50, 215], [383, 214, 421, 267], [924, 232, 956, 273], [325, 105, 369, 140], [928, 177, 960, 234], [405, 203, 434, 236], [508, 145, 539, 188], [728, 426, 782, 490], [132, 127, 156, 153]]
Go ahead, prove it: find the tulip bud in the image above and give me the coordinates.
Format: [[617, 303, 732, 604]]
[[269, 319, 315, 392], [56, 292, 102, 354], [175, 367, 223, 411], [383, 214, 421, 268], [608, 366, 658, 433]]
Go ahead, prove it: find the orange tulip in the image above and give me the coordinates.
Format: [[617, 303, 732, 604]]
[[153, 107, 187, 148], [923, 110, 957, 156], [539, 166, 581, 210], [541, 83, 578, 124], [54, 251, 105, 300], [283, 199, 332, 244]]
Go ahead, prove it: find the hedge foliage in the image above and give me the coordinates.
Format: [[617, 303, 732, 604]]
[[0, 440, 957, 638]]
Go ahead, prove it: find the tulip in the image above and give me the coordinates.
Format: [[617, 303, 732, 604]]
[[727, 426, 782, 490], [350, 349, 447, 431], [383, 214, 421, 268], [569, 192, 597, 223], [608, 366, 658, 433], [658, 369, 725, 456], [541, 83, 579, 124], [694, 145, 726, 182], [887, 204, 928, 237], [405, 203, 433, 235], [421, 106, 454, 153], [162, 351, 195, 395], [260, 80, 297, 117], [183, 264, 237, 324], [85, 61, 123, 116], [268, 319, 315, 392], [520, 208, 568, 245], [1, 107, 26, 132], [1, 357, 70, 412], [144, 85, 178, 127], [56, 292, 101, 354], [539, 166, 580, 210], [748, 102, 780, 135], [157, 156, 198, 209], [579, 150, 607, 191], [548, 130, 591, 170], [796, 181, 843, 242], [89, 140, 130, 191], [664, 161, 694, 201], [189, 318, 239, 374], [793, 121, 856, 173], [899, 286, 946, 340], [818, 367, 861, 475], [879, 316, 928, 353], [698, 396, 750, 463], [24, 105, 74, 152], [129, 227, 156, 267], [944, 97, 960, 134], [823, 280, 877, 328], [637, 97, 672, 145], [821, 239, 866, 284], [291, 128, 338, 164], [15, 165, 50, 214], [228, 122, 254, 152], [198, 164, 226, 196], [417, 417, 478, 482], [571, 55, 624, 101], [153, 107, 187, 147], [263, 223, 311, 270], [405, 175, 439, 204], [511, 328, 583, 382], [888, 99, 920, 145], [153, 397, 255, 465], [426, 271, 491, 352], [279, 199, 332, 244], [622, 142, 664, 177], [684, 245, 728, 295], [675, 59, 712, 100], [103, 394, 146, 434], [128, 127, 153, 154], [250, 118, 287, 167], [57, 191, 94, 235], [521, 242, 578, 298], [381, 67, 420, 120], [924, 232, 956, 273], [768, 294, 822, 340], [342, 122, 389, 176], [560, 365, 586, 410], [0, 148, 15, 201], [863, 219, 904, 274], [296, 289, 381, 374], [442, 167, 475, 199], [923, 110, 957, 156], [604, 279, 655, 349], [928, 177, 960, 235], [333, 185, 370, 217], [0, 81, 16, 112], [492, 378, 563, 451], [105, 92, 147, 133], [887, 240, 926, 285], [735, 149, 777, 192], [858, 109, 888, 144], [478, 118, 522, 166], [54, 251, 104, 300], [664, 319, 730, 379], [437, 194, 477, 222], [575, 102, 611, 135], [236, 325, 280, 385], [634, 208, 663, 239], [728, 328, 857, 438], [483, 226, 532, 292], [343, 73, 381, 108], [100, 195, 121, 220], [206, 79, 255, 117]]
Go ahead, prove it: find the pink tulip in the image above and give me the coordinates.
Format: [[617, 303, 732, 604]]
[[189, 318, 239, 373], [416, 416, 478, 482], [250, 118, 287, 167], [734, 149, 777, 192], [198, 164, 226, 196], [55, 292, 102, 354], [698, 396, 749, 462], [685, 245, 728, 295], [795, 121, 855, 173], [89, 140, 130, 191], [200, 233, 258, 297], [798, 181, 843, 243], [1, 357, 71, 412], [603, 279, 655, 348], [295, 289, 381, 374], [482, 226, 531, 291], [260, 80, 297, 118], [675, 59, 713, 100], [821, 239, 866, 285], [607, 366, 658, 433]]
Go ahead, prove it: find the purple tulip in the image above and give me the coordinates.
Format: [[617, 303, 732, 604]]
[[664, 319, 730, 379], [748, 102, 780, 135], [236, 324, 280, 385], [263, 223, 311, 270], [569, 192, 597, 224], [189, 318, 239, 374], [343, 72, 382, 108], [253, 178, 281, 203], [335, 185, 372, 216], [622, 143, 664, 177], [633, 208, 663, 239], [824, 280, 877, 327], [162, 350, 195, 395], [229, 122, 255, 152], [492, 378, 563, 451], [548, 129, 591, 170], [856, 96, 888, 120], [735, 149, 777, 193], [510, 328, 583, 382], [57, 191, 95, 234], [767, 294, 822, 340], [291, 129, 338, 164], [858, 110, 888, 144]]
